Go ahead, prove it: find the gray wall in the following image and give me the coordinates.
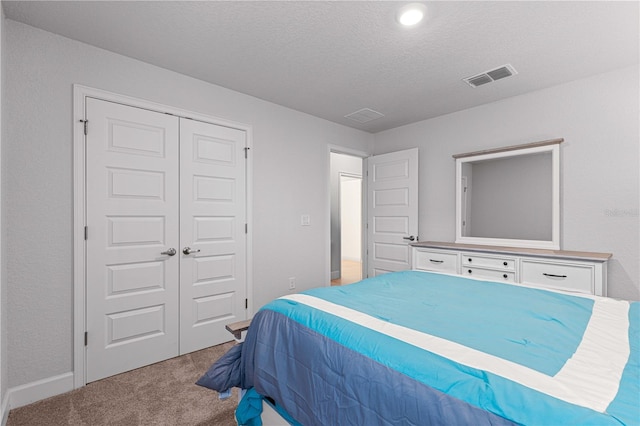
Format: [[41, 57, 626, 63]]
[[374, 65, 640, 301], [466, 152, 552, 240], [3, 20, 372, 389]]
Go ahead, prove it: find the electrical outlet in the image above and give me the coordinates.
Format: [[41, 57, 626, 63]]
[[288, 277, 296, 290]]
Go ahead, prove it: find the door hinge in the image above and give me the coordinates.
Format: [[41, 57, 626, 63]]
[[80, 119, 88, 135], [244, 147, 250, 159], [245, 298, 248, 309], [245, 223, 248, 234], [84, 332, 88, 346], [84, 226, 88, 240]]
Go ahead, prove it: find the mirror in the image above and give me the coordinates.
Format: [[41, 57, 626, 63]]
[[455, 139, 561, 250]]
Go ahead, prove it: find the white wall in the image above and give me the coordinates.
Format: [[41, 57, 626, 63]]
[[3, 20, 372, 390], [340, 177, 362, 261], [374, 65, 640, 301]]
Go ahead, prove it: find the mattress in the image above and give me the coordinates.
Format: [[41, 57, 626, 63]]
[[199, 270, 639, 425]]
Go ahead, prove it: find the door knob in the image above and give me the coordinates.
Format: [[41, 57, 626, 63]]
[[161, 248, 177, 256], [183, 247, 201, 255]]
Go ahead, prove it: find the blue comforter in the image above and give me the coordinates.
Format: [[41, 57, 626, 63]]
[[198, 271, 640, 425]]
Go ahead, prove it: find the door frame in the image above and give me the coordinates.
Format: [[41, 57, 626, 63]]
[[72, 85, 253, 388], [461, 175, 468, 236], [326, 145, 369, 286]]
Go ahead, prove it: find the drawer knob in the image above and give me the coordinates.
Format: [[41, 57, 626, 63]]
[[468, 269, 472, 274], [543, 273, 568, 279], [468, 258, 472, 262], [503, 274, 508, 279], [503, 261, 508, 266]]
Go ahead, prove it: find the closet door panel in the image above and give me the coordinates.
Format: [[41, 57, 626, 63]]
[[85, 98, 180, 382], [179, 119, 247, 354]]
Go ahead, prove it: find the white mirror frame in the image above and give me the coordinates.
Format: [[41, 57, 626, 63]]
[[455, 139, 561, 250]]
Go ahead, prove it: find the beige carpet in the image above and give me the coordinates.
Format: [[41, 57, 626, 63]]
[[7, 341, 238, 426]]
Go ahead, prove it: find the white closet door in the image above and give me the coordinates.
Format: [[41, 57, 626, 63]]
[[86, 98, 180, 382], [367, 148, 419, 277], [179, 118, 247, 354]]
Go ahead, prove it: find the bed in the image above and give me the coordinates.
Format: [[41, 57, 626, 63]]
[[197, 270, 639, 425]]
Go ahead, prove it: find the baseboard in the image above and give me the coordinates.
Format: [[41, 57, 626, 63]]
[[1, 391, 10, 426], [8, 372, 74, 409]]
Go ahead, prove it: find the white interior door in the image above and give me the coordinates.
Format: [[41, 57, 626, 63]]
[[85, 98, 248, 382], [86, 98, 180, 382], [367, 148, 419, 277], [179, 119, 247, 354]]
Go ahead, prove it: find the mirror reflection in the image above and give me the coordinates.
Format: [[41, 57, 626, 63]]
[[461, 152, 552, 240], [455, 140, 561, 250]]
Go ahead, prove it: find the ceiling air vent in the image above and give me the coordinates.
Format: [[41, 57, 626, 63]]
[[344, 108, 384, 123], [463, 64, 518, 88]]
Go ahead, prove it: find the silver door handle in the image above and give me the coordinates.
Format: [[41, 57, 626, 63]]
[[183, 247, 201, 255], [403, 236, 416, 241], [161, 248, 177, 256]]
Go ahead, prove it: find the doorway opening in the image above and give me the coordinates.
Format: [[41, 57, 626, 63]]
[[330, 152, 364, 286]]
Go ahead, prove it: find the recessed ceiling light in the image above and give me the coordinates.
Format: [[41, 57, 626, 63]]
[[397, 3, 427, 27]]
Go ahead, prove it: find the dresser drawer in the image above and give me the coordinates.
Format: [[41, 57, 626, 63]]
[[521, 259, 594, 294], [462, 267, 516, 283], [413, 249, 458, 274], [461, 254, 516, 271]]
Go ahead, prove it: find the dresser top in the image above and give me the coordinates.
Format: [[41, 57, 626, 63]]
[[411, 241, 612, 262]]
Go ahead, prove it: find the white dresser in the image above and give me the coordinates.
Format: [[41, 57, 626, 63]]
[[411, 242, 612, 296]]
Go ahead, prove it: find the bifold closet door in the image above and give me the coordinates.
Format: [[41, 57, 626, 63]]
[[179, 119, 247, 354], [85, 98, 180, 382]]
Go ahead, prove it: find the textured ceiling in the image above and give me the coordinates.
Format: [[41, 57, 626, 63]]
[[3, 1, 639, 133]]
